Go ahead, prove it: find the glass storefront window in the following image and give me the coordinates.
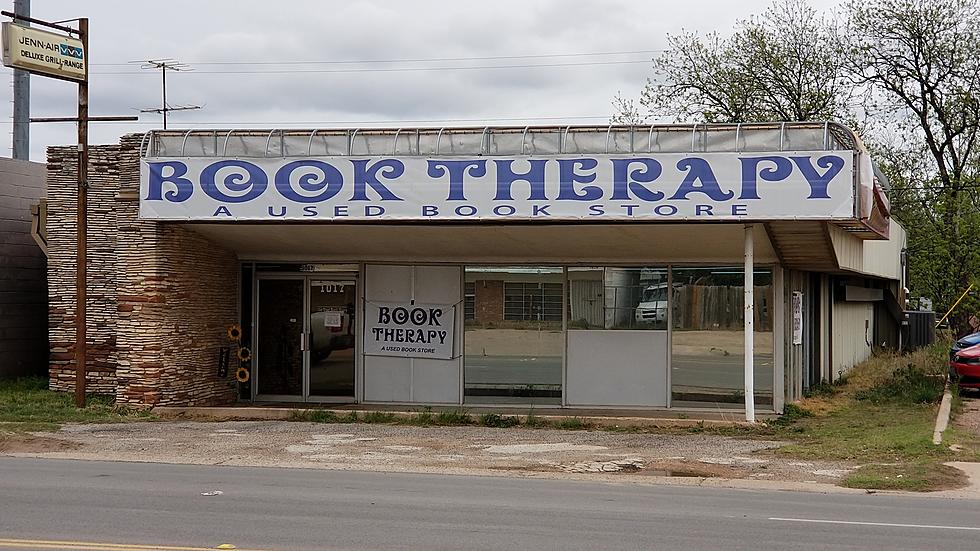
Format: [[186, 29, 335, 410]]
[[567, 267, 669, 330], [463, 266, 563, 405], [670, 266, 774, 408]]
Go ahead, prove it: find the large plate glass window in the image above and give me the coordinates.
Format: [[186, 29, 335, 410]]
[[463, 266, 563, 405], [670, 266, 774, 408]]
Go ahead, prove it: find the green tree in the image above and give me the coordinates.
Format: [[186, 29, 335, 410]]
[[619, 0, 980, 332], [848, 0, 980, 331], [632, 0, 850, 123]]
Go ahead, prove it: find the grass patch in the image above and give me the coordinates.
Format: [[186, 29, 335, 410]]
[[479, 413, 520, 428], [841, 462, 967, 492], [0, 376, 153, 432], [434, 409, 473, 425], [768, 342, 980, 491], [288, 409, 340, 423], [361, 411, 397, 424], [554, 417, 591, 430]]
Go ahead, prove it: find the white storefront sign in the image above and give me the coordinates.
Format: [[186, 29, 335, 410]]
[[1, 22, 85, 81], [139, 152, 855, 222], [364, 302, 455, 360], [792, 291, 804, 346]]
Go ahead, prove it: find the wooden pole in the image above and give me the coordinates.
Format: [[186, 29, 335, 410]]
[[74, 17, 88, 408]]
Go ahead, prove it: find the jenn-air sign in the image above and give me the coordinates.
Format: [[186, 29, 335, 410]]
[[139, 152, 856, 222], [1, 22, 85, 81]]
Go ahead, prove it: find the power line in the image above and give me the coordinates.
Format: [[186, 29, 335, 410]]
[[88, 49, 665, 67], [1, 114, 619, 126], [80, 58, 654, 76]]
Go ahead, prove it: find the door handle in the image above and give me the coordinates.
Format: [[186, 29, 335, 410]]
[[300, 332, 307, 351]]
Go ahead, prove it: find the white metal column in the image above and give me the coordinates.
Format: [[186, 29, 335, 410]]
[[744, 225, 756, 422]]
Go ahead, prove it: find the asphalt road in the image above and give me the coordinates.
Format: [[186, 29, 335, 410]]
[[0, 458, 978, 551]]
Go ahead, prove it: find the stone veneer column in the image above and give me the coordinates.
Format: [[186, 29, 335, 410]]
[[46, 145, 120, 394], [113, 135, 240, 407], [48, 134, 240, 407]]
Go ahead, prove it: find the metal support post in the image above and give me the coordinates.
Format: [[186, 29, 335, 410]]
[[12, 0, 29, 159], [74, 18, 89, 407], [744, 224, 756, 422]]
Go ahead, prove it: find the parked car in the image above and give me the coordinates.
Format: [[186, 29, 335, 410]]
[[950, 331, 980, 359], [634, 283, 668, 324], [949, 342, 980, 390]]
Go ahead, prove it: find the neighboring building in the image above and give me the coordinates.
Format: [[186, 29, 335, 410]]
[[0, 157, 47, 379], [45, 123, 904, 414]]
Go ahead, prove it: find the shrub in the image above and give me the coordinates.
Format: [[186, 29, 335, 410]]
[[855, 365, 945, 405]]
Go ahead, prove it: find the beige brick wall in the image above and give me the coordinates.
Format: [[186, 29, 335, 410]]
[[47, 135, 239, 406]]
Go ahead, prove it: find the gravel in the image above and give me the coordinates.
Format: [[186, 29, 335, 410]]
[[10, 420, 861, 484]]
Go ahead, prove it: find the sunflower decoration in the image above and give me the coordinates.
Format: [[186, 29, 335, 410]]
[[227, 324, 242, 342], [236, 346, 252, 363], [235, 367, 250, 383]]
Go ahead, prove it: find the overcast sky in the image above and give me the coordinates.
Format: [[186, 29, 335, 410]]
[[1, 0, 843, 161]]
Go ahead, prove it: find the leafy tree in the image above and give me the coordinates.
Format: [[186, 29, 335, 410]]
[[631, 0, 851, 123], [847, 0, 980, 332], [619, 0, 980, 332]]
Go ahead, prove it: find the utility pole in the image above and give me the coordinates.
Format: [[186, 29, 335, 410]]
[[4, 10, 136, 407], [75, 17, 88, 407], [12, 0, 29, 159], [138, 59, 200, 128]]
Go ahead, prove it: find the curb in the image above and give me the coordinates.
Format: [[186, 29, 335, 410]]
[[153, 406, 761, 429], [933, 380, 953, 445]]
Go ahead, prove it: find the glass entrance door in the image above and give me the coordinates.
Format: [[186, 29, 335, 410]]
[[308, 279, 356, 399], [255, 278, 305, 399], [254, 275, 357, 402]]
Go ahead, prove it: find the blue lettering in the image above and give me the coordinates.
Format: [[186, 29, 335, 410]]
[[556, 158, 601, 201], [274, 160, 344, 203], [350, 159, 404, 201], [212, 206, 232, 217], [365, 205, 385, 217], [334, 205, 348, 217], [695, 204, 713, 216], [532, 204, 551, 216], [422, 205, 439, 217], [792, 155, 844, 199], [455, 205, 478, 217], [669, 158, 735, 201], [611, 158, 664, 201], [200, 160, 268, 203], [146, 161, 193, 202], [655, 204, 678, 216], [493, 159, 548, 201], [588, 204, 605, 216], [621, 204, 639, 216], [493, 204, 517, 216], [303, 206, 318, 217], [731, 204, 748, 216], [739, 156, 794, 200], [268, 206, 287, 217], [427, 160, 486, 201]]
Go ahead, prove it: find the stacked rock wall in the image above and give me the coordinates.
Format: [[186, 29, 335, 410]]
[[47, 135, 239, 406]]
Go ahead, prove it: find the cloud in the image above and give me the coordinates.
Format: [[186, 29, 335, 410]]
[[0, 0, 845, 161]]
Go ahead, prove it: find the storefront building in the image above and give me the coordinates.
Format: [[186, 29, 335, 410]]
[[45, 123, 904, 416]]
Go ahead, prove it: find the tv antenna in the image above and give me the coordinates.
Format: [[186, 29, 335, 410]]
[[137, 59, 201, 129]]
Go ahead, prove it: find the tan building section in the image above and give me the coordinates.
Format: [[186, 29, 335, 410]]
[[46, 136, 240, 407]]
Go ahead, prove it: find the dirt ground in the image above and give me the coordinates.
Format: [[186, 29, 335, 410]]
[[955, 390, 980, 438], [1, 420, 858, 485]]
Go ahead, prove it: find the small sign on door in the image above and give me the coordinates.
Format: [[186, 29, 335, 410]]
[[323, 311, 343, 328]]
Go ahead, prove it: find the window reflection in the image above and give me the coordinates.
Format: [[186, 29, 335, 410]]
[[568, 267, 668, 330], [671, 267, 774, 407], [464, 266, 563, 405]]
